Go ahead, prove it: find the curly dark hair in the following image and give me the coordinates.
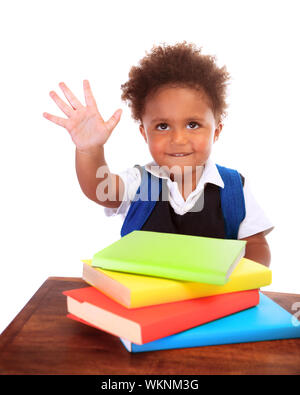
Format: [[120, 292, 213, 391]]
[[121, 42, 231, 124]]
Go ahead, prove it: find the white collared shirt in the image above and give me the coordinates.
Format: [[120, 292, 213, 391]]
[[104, 157, 274, 239]]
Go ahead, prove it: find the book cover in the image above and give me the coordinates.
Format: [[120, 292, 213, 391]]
[[118, 293, 300, 352], [91, 230, 246, 284], [82, 258, 271, 308], [63, 286, 259, 345]]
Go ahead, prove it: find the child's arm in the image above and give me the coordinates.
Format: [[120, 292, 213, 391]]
[[241, 231, 271, 267], [43, 80, 124, 208], [75, 147, 124, 207]]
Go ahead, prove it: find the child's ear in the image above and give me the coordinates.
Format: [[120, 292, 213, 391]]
[[214, 122, 223, 142], [139, 124, 148, 143]]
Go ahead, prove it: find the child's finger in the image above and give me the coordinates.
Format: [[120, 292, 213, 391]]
[[59, 82, 83, 110], [83, 80, 101, 114], [105, 109, 122, 132], [49, 91, 74, 117], [43, 112, 68, 128]]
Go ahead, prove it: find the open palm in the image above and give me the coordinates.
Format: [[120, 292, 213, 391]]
[[43, 80, 122, 153]]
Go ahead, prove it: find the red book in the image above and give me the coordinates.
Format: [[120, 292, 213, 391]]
[[63, 287, 259, 345]]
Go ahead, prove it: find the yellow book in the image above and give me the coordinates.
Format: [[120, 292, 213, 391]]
[[82, 258, 272, 308]]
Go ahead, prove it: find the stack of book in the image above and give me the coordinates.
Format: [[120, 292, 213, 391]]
[[63, 231, 300, 353]]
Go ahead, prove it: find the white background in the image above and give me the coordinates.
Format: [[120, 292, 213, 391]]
[[1, 0, 300, 334]]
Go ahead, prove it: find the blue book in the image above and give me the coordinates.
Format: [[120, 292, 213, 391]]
[[120, 293, 300, 353]]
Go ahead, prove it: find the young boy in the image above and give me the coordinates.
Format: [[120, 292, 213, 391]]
[[43, 42, 273, 267]]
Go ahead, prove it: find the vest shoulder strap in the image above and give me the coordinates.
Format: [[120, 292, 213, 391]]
[[216, 164, 246, 239], [120, 165, 161, 237]]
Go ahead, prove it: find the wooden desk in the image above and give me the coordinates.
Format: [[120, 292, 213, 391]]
[[0, 277, 299, 375]]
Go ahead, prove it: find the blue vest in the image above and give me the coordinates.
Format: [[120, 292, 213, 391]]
[[121, 164, 246, 239]]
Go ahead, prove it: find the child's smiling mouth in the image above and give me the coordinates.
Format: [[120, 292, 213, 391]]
[[166, 153, 193, 157]]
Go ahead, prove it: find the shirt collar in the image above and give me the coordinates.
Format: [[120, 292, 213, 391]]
[[144, 156, 224, 189]]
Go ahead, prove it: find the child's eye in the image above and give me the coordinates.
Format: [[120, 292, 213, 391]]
[[156, 123, 169, 131], [187, 121, 200, 129]]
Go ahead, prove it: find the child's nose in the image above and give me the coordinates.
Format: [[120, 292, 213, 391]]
[[171, 128, 188, 145]]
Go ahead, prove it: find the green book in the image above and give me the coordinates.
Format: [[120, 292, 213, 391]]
[[91, 231, 246, 285]]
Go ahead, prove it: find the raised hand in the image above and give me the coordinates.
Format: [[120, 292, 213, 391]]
[[43, 80, 122, 154]]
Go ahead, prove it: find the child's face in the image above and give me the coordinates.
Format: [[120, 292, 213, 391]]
[[139, 86, 222, 178]]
